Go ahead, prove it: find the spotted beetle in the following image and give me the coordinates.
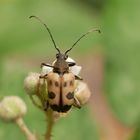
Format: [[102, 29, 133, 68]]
[[30, 15, 100, 112]]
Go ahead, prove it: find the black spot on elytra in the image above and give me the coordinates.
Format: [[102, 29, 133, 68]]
[[48, 92, 56, 99], [50, 104, 71, 112], [63, 82, 67, 87], [70, 81, 73, 86], [66, 92, 74, 99], [49, 80, 52, 86], [55, 81, 59, 87]]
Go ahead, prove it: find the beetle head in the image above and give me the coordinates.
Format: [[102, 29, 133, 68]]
[[53, 52, 69, 74]]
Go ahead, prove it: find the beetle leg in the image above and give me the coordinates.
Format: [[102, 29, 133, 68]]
[[73, 96, 81, 109], [68, 62, 76, 67], [41, 63, 54, 68], [75, 75, 83, 80], [44, 101, 49, 111], [39, 74, 48, 79]]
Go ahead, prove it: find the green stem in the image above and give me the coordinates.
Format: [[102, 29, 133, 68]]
[[15, 117, 37, 140], [45, 109, 54, 140]]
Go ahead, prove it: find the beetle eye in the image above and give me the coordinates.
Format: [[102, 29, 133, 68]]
[[64, 55, 68, 60], [56, 54, 59, 59]]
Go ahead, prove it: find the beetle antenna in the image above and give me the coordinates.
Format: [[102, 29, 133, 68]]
[[29, 15, 60, 53], [65, 28, 101, 54]]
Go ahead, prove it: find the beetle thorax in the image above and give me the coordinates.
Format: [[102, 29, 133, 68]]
[[53, 53, 69, 74]]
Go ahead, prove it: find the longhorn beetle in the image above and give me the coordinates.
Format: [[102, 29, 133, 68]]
[[29, 15, 100, 112]]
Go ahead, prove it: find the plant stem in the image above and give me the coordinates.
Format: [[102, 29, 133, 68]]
[[15, 117, 37, 140], [45, 109, 54, 140]]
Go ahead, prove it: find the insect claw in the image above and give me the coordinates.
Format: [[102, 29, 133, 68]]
[[39, 74, 48, 79], [75, 75, 83, 80], [39, 75, 44, 79]]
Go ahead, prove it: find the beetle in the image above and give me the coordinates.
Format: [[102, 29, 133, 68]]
[[30, 15, 100, 112]]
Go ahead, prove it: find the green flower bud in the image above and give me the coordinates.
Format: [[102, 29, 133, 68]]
[[75, 81, 91, 105], [0, 96, 27, 121], [24, 72, 40, 95]]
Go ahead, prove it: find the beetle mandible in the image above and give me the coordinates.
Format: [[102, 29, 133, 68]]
[[29, 15, 100, 112]]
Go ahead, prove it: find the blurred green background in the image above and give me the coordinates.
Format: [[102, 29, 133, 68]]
[[0, 0, 140, 140]]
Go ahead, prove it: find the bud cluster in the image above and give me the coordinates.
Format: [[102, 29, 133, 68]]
[[24, 57, 91, 113]]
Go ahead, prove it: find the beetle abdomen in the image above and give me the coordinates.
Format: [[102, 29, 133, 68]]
[[47, 72, 75, 112]]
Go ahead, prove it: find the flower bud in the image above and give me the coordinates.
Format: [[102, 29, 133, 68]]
[[75, 81, 91, 105], [41, 66, 52, 76], [24, 72, 40, 95], [0, 96, 27, 121], [70, 65, 81, 76], [66, 57, 82, 75]]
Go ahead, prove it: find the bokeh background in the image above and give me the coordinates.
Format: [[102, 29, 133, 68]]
[[0, 0, 140, 140]]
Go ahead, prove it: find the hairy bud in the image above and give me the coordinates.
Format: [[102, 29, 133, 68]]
[[24, 72, 40, 95], [0, 96, 27, 121], [75, 82, 91, 105]]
